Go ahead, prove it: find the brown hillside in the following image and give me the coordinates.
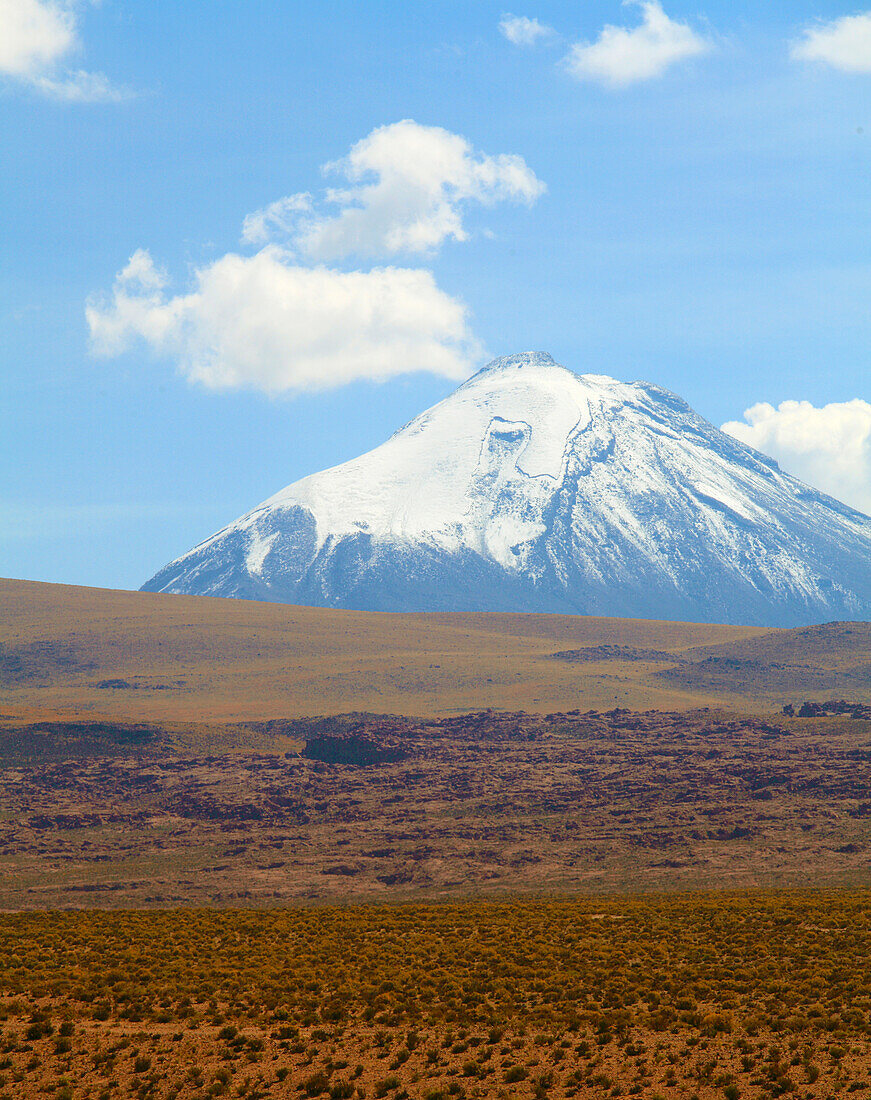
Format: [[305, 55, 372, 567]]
[[1, 577, 773, 722]]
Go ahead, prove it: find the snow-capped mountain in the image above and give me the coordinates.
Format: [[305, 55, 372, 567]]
[[143, 352, 871, 626]]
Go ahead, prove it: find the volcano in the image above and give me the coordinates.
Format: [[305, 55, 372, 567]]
[[143, 352, 871, 626]]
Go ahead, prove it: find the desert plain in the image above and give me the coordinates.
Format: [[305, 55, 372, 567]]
[[2, 577, 871, 1099]]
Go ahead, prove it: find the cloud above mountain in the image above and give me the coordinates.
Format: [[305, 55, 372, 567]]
[[564, 1, 711, 88], [0, 0, 125, 102], [88, 122, 543, 394], [791, 12, 871, 73], [722, 399, 871, 516], [87, 249, 480, 395], [242, 120, 545, 259]]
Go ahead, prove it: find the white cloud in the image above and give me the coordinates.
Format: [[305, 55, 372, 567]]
[[87, 247, 483, 395], [241, 193, 312, 246], [0, 0, 73, 75], [0, 0, 124, 101], [258, 120, 545, 260], [565, 0, 710, 88], [791, 12, 871, 73], [723, 399, 871, 516], [499, 14, 554, 46], [35, 66, 127, 103], [89, 121, 545, 395]]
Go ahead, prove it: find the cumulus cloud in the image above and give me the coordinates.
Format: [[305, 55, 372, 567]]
[[255, 120, 545, 260], [0, 0, 125, 101], [791, 12, 871, 73], [565, 0, 710, 88], [0, 0, 73, 75], [87, 247, 483, 395], [499, 14, 554, 46], [723, 399, 871, 516], [89, 121, 545, 395]]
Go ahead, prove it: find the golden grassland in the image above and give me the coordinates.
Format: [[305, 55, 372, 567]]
[[2, 893, 871, 1099], [3, 577, 862, 725]]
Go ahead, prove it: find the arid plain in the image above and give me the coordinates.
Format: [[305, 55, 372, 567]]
[[3, 578, 871, 1099], [3, 576, 871, 905]]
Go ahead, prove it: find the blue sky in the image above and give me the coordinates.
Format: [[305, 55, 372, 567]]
[[2, 0, 871, 589]]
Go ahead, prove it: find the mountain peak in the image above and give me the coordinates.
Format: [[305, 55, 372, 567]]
[[143, 353, 871, 626], [476, 350, 559, 372], [466, 352, 649, 405], [463, 350, 566, 388]]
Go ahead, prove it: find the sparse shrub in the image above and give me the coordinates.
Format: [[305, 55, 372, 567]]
[[534, 1070, 554, 1096], [374, 1075, 400, 1097], [701, 1013, 732, 1037], [302, 1072, 330, 1096]]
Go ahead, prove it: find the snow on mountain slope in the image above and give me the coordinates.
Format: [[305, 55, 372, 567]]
[[143, 352, 871, 626]]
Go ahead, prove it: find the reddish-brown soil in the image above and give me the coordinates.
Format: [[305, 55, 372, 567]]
[[2, 706, 870, 908]]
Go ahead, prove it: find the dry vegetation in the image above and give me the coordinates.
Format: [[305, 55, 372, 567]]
[[0, 578, 790, 723], [3, 581, 870, 728], [4, 579, 871, 1098], [2, 893, 871, 1099]]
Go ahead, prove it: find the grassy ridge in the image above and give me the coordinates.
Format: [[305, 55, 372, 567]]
[[0, 578, 771, 722], [4, 579, 871, 727]]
